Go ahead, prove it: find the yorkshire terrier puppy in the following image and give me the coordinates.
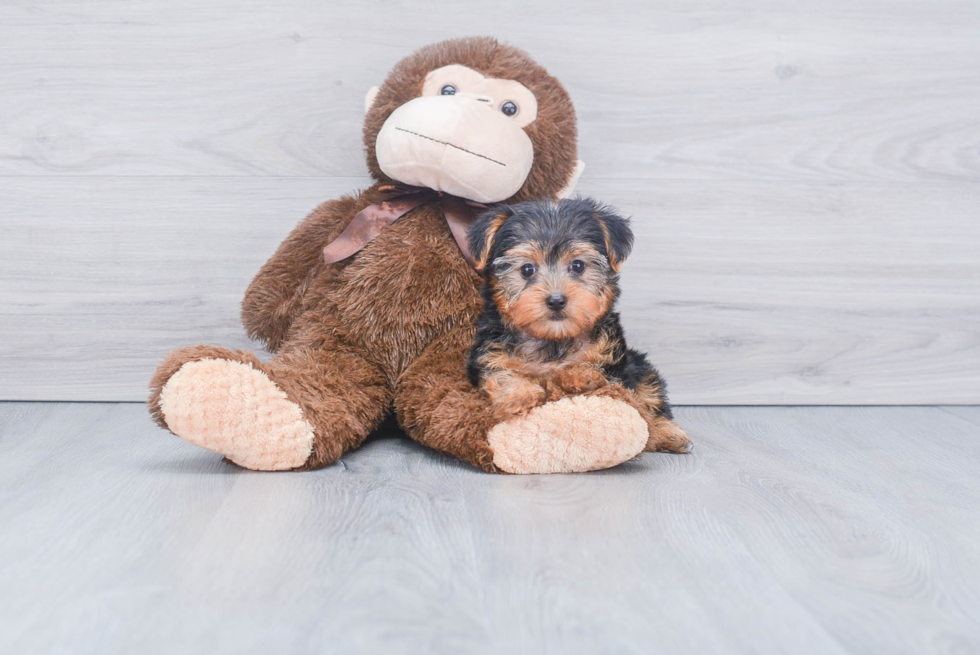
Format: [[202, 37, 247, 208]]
[[466, 198, 690, 454]]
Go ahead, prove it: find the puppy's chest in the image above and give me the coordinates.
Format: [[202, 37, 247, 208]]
[[498, 336, 615, 379]]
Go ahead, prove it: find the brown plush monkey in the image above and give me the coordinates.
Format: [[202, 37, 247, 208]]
[[148, 37, 689, 474]]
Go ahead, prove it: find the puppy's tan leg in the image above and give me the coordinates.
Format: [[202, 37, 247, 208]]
[[630, 379, 690, 453], [645, 415, 691, 453], [586, 383, 691, 454]]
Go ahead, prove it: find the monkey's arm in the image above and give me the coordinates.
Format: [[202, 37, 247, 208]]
[[241, 193, 361, 352], [395, 323, 500, 472]]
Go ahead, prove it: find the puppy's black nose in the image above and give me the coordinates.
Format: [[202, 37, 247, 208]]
[[545, 294, 567, 311]]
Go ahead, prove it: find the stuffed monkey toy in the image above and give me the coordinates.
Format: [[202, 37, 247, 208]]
[[148, 37, 689, 474]]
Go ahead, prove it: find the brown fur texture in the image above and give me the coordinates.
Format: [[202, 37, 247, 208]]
[[147, 37, 671, 473]]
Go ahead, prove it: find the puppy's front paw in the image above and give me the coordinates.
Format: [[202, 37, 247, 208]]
[[491, 378, 547, 421], [552, 365, 607, 397]]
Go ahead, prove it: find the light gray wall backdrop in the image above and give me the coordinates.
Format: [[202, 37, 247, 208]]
[[1, 0, 978, 403]]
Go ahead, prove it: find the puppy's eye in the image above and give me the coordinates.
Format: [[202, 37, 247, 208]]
[[441, 85, 457, 96], [520, 263, 537, 279], [500, 101, 518, 117], [569, 260, 586, 274]]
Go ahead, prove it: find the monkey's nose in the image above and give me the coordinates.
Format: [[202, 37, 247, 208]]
[[545, 294, 567, 311], [458, 91, 494, 105]]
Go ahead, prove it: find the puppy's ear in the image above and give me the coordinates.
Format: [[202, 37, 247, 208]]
[[594, 206, 634, 271], [469, 206, 514, 271]]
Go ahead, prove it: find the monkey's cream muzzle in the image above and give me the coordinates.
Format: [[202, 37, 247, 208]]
[[375, 95, 534, 203]]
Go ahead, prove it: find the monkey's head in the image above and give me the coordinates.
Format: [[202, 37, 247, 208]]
[[363, 37, 584, 204]]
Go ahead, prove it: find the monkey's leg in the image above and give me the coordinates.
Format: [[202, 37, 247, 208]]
[[395, 326, 650, 474], [148, 341, 390, 471]]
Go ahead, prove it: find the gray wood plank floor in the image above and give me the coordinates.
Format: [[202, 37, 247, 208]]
[[1, 403, 978, 654]]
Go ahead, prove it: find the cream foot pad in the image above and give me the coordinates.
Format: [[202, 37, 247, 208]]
[[487, 395, 647, 474], [159, 359, 314, 471]]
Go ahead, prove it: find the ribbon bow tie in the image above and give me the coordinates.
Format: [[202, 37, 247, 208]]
[[322, 184, 488, 269]]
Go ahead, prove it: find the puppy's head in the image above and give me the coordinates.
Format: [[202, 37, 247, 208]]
[[469, 198, 633, 341]]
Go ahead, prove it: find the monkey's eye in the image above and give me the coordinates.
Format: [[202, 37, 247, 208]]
[[569, 260, 586, 275], [440, 84, 457, 96], [520, 263, 537, 279], [500, 101, 518, 117]]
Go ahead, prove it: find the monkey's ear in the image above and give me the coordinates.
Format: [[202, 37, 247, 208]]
[[594, 207, 633, 271], [469, 206, 514, 271], [557, 160, 585, 199], [364, 86, 380, 114]]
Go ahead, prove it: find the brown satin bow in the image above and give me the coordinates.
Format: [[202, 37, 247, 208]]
[[321, 184, 488, 268]]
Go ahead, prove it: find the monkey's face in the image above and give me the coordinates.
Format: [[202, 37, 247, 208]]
[[470, 199, 634, 341], [363, 38, 582, 204], [374, 65, 537, 203]]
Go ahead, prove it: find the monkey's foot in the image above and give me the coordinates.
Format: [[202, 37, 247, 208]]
[[152, 348, 314, 471], [486, 395, 647, 474]]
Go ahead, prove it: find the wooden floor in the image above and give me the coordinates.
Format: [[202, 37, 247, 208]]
[[1, 403, 978, 654]]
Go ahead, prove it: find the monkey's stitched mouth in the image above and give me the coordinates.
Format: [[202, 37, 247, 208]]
[[393, 127, 506, 167]]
